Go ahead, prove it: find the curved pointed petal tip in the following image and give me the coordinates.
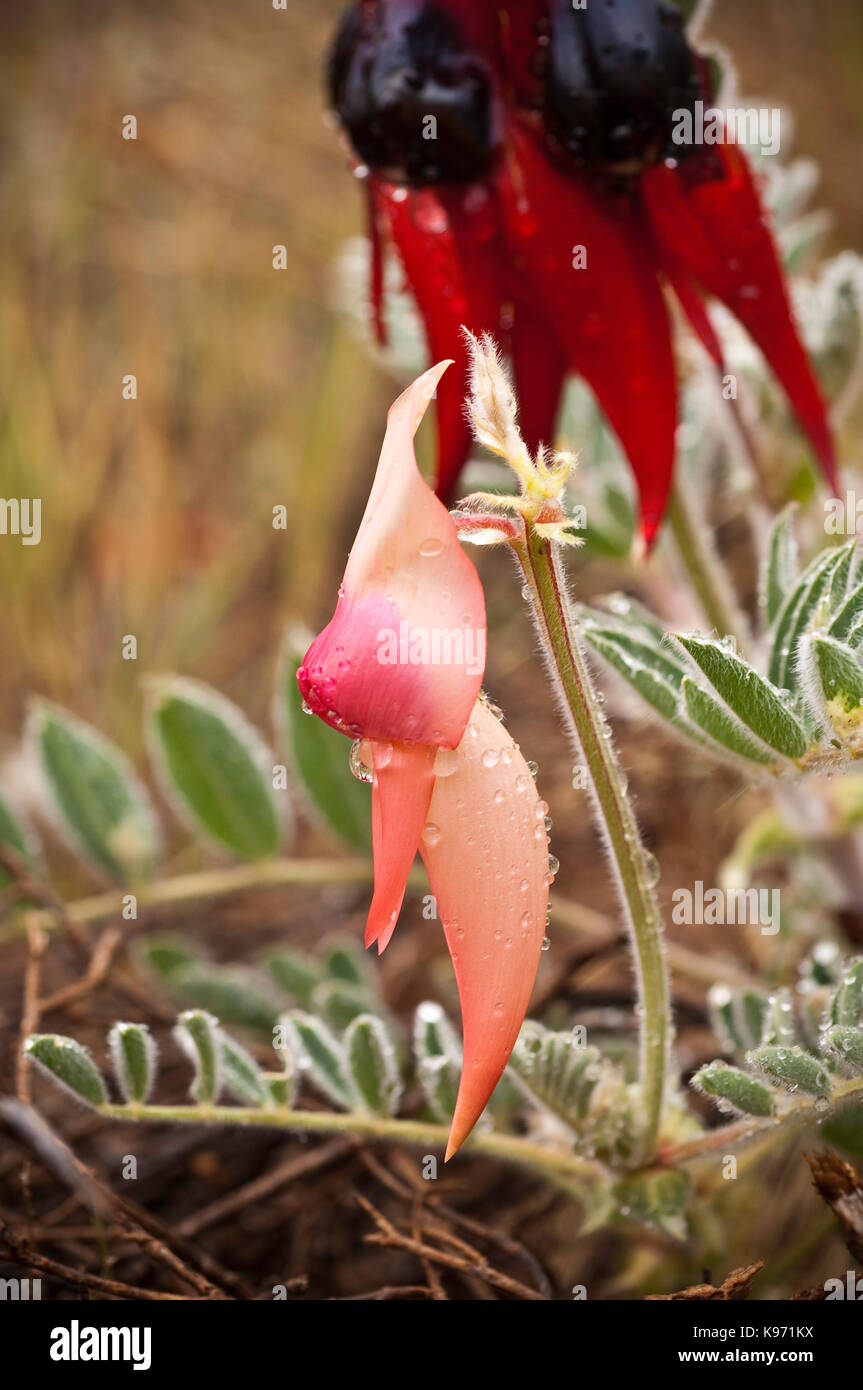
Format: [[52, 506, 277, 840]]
[[364, 740, 437, 953], [642, 150, 838, 493], [298, 363, 487, 749], [417, 698, 551, 1158]]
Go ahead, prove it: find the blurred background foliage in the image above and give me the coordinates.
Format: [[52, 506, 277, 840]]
[[0, 0, 861, 887]]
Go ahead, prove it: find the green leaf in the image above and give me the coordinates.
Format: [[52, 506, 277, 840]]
[[147, 676, 283, 860], [218, 1030, 271, 1106], [509, 1023, 603, 1127], [768, 546, 852, 694], [804, 942, 844, 988], [312, 979, 372, 1033], [615, 1169, 692, 1241], [108, 1022, 156, 1105], [822, 1099, 863, 1158], [412, 1002, 461, 1123], [674, 635, 808, 759], [138, 934, 201, 981], [693, 1062, 776, 1117], [760, 989, 798, 1049], [0, 791, 37, 887], [761, 505, 799, 628], [325, 941, 370, 989], [345, 1015, 402, 1116], [280, 640, 372, 851], [265, 948, 324, 1007], [828, 579, 863, 643], [171, 965, 282, 1036], [749, 1045, 832, 1097], [579, 623, 684, 724], [823, 1026, 863, 1074], [270, 1021, 299, 1106], [681, 678, 777, 767], [265, 1077, 291, 1105], [281, 1011, 355, 1109], [29, 701, 159, 883], [809, 635, 863, 722], [833, 960, 863, 1028], [708, 985, 768, 1054], [413, 1000, 460, 1064], [174, 1010, 222, 1104], [24, 1035, 107, 1108]]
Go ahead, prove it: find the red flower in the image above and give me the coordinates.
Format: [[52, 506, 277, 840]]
[[298, 365, 550, 1155], [327, 0, 837, 544]]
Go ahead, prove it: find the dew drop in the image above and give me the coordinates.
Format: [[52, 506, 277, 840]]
[[435, 748, 459, 778], [419, 536, 444, 558], [349, 740, 374, 783], [422, 821, 442, 847]]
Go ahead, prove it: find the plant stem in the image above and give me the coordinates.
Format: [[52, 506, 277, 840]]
[[666, 478, 753, 655], [513, 526, 670, 1161], [660, 1074, 863, 1168], [101, 1102, 610, 1189]]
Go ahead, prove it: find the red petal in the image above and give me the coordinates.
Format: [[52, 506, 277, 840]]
[[365, 740, 437, 953], [373, 178, 507, 501], [510, 295, 568, 456], [419, 699, 549, 1158], [298, 363, 487, 748], [498, 122, 678, 545], [662, 260, 725, 368], [641, 149, 838, 490]]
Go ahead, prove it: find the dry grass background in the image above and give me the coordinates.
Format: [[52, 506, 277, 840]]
[[0, 0, 861, 1298], [1, 0, 860, 766]]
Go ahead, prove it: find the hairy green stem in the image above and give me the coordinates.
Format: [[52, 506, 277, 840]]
[[513, 527, 670, 1161], [666, 478, 754, 655], [101, 1102, 610, 1189]]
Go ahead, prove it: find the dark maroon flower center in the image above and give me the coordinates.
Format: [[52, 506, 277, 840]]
[[542, 0, 701, 176], [327, 0, 496, 186], [328, 0, 703, 186]]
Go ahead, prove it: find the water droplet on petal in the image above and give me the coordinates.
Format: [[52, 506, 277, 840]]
[[434, 748, 459, 778], [422, 822, 442, 847], [349, 740, 373, 784], [419, 536, 444, 558]]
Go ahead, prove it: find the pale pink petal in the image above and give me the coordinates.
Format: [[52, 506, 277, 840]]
[[418, 698, 550, 1158], [365, 740, 437, 954], [297, 364, 486, 748]]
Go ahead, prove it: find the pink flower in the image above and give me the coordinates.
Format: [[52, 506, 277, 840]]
[[298, 364, 550, 1155]]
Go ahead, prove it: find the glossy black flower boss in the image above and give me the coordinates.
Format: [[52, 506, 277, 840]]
[[327, 0, 837, 544]]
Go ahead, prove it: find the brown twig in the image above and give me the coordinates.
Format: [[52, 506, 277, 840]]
[[645, 1262, 764, 1301], [16, 913, 47, 1102], [37, 927, 122, 1015], [176, 1136, 357, 1238], [356, 1193, 547, 1300], [805, 1150, 863, 1267], [0, 1221, 192, 1300]]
